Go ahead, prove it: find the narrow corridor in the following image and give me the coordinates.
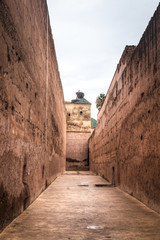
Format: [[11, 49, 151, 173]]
[[0, 172, 160, 240]]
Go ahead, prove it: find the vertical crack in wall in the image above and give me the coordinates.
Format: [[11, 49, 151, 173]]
[[22, 155, 30, 210]]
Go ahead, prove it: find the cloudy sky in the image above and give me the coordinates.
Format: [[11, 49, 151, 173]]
[[46, 0, 159, 119]]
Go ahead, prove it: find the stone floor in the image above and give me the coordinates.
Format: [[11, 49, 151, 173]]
[[0, 171, 160, 240]]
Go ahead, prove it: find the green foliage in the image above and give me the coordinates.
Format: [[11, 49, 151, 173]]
[[96, 93, 106, 111]]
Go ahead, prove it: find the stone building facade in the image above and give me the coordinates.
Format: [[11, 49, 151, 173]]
[[65, 91, 91, 170], [89, 4, 160, 213]]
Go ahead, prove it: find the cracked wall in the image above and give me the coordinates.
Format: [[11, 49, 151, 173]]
[[0, 0, 66, 231], [89, 4, 160, 213]]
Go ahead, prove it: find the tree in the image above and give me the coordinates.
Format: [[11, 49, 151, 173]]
[[96, 93, 106, 111]]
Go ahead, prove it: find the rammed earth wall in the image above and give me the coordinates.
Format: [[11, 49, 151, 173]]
[[89, 4, 160, 213], [0, 0, 66, 231], [66, 132, 90, 171]]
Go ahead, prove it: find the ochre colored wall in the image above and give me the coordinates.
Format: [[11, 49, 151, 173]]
[[65, 102, 91, 170], [65, 103, 91, 132], [89, 4, 160, 213], [0, 0, 66, 231], [66, 132, 91, 170]]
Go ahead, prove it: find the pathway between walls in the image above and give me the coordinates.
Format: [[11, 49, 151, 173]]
[[0, 172, 160, 240]]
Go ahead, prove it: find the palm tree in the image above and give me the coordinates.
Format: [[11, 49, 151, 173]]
[[96, 93, 106, 111]]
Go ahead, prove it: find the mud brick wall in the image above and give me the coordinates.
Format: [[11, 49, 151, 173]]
[[66, 132, 91, 171], [89, 4, 160, 213], [0, 0, 66, 231]]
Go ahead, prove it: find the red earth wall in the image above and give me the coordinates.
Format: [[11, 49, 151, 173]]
[[89, 4, 160, 213], [66, 132, 91, 171], [0, 0, 66, 231]]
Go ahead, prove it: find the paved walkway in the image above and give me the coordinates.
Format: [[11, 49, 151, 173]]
[[0, 172, 160, 240]]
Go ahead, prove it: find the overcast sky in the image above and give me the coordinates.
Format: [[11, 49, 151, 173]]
[[46, 0, 159, 119]]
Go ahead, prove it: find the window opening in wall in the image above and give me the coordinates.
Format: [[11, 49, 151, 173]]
[[5, 102, 8, 110], [80, 111, 83, 116], [11, 106, 14, 115], [68, 113, 71, 116]]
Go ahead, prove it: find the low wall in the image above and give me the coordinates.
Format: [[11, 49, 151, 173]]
[[89, 4, 160, 213], [66, 132, 91, 171], [0, 0, 66, 231]]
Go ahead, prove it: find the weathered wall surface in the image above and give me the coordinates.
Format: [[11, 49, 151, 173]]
[[65, 102, 91, 170], [65, 102, 91, 171], [0, 0, 66, 231], [66, 132, 90, 170], [65, 103, 91, 132], [89, 4, 160, 213]]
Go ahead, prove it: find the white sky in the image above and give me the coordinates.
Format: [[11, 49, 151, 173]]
[[46, 0, 159, 119]]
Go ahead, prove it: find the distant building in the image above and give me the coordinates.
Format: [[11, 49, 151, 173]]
[[65, 91, 96, 170]]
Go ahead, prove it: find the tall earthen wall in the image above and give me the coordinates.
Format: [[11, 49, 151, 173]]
[[66, 132, 90, 171], [0, 0, 66, 231], [89, 4, 160, 213]]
